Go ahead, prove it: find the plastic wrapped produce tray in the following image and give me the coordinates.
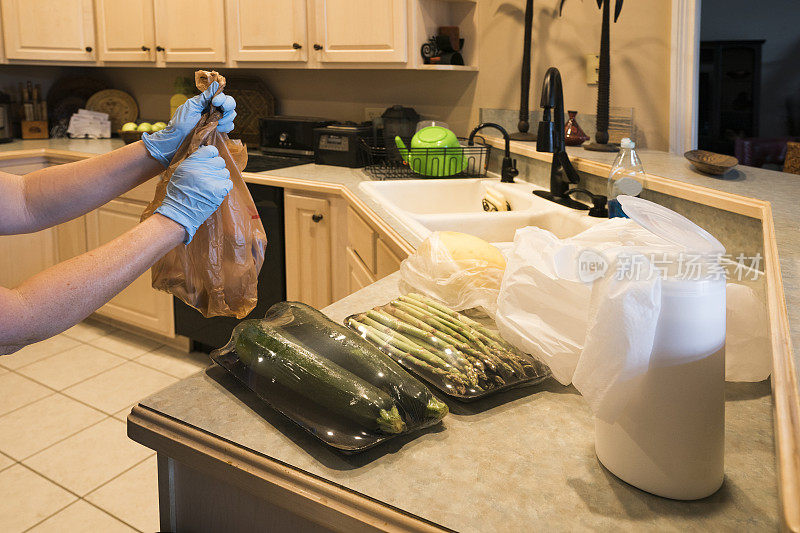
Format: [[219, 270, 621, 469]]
[[211, 301, 448, 452], [346, 294, 552, 401]]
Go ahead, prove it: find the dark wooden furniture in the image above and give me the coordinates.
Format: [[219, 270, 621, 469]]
[[698, 40, 764, 156]]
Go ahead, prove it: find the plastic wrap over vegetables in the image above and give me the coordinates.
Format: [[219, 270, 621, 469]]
[[141, 70, 267, 318], [346, 293, 551, 401], [211, 301, 448, 451], [399, 231, 506, 316]]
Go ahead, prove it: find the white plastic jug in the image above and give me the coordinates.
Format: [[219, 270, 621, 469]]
[[594, 196, 727, 500]]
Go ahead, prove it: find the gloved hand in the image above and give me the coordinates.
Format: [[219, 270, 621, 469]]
[[142, 81, 237, 167], [155, 145, 233, 244]]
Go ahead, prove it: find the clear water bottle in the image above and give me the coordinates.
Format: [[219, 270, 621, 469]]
[[607, 138, 645, 218]]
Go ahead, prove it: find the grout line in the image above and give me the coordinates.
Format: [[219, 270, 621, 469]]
[[14, 414, 113, 463], [0, 334, 86, 372], [4, 365, 121, 419], [0, 390, 58, 419], [20, 498, 79, 533], [14, 350, 130, 394], [83, 452, 155, 498], [17, 436, 155, 532], [79, 497, 145, 533]]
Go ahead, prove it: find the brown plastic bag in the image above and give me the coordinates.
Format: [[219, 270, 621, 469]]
[[141, 71, 267, 319]]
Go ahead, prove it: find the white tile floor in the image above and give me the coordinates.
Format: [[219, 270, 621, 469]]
[[0, 320, 209, 532]]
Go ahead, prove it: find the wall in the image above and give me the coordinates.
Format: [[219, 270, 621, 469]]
[[472, 0, 672, 150], [0, 0, 673, 149], [701, 0, 800, 137]]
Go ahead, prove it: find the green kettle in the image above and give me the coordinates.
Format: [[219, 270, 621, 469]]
[[395, 126, 466, 177]]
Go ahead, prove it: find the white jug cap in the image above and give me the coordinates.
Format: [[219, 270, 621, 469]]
[[620, 138, 634, 149], [618, 195, 725, 254]]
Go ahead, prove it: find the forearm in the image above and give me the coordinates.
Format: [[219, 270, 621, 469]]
[[0, 214, 184, 354], [6, 141, 164, 234]]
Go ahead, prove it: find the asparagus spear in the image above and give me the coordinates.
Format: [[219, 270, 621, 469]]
[[357, 315, 454, 373], [400, 295, 527, 378], [348, 319, 469, 394], [376, 307, 475, 375]]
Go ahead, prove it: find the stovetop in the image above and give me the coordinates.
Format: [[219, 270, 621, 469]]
[[244, 151, 312, 173]]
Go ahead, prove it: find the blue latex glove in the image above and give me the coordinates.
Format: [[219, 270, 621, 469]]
[[142, 81, 237, 167], [155, 145, 233, 244]]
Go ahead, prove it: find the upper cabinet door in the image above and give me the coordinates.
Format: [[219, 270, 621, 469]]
[[153, 0, 226, 63], [227, 0, 308, 62], [0, 0, 95, 61], [313, 0, 407, 63], [96, 0, 155, 62]]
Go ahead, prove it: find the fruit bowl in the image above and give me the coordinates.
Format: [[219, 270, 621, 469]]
[[119, 130, 142, 145]]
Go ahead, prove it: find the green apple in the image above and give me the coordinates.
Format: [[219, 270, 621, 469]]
[[121, 122, 138, 132], [151, 122, 168, 132], [137, 122, 153, 133]]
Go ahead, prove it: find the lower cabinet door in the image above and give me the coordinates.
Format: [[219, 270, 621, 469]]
[[375, 237, 404, 280], [85, 199, 174, 337], [347, 247, 376, 294], [284, 192, 333, 309], [0, 230, 56, 288]]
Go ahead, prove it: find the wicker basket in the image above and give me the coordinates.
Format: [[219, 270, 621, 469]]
[[119, 130, 143, 145]]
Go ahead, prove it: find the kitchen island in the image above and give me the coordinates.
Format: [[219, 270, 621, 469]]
[[128, 273, 777, 532], [0, 138, 796, 529]]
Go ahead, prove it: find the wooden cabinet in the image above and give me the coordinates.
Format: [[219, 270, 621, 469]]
[[54, 216, 87, 263], [0, 230, 56, 288], [153, 0, 226, 63], [0, 0, 96, 61], [0, 159, 54, 288], [313, 0, 407, 63], [346, 247, 375, 293], [227, 0, 308, 62], [95, 0, 155, 62], [284, 191, 333, 308], [375, 238, 403, 279], [85, 199, 174, 336], [347, 207, 376, 271], [345, 207, 406, 289]]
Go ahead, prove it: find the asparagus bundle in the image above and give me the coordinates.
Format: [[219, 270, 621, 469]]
[[347, 293, 550, 398]]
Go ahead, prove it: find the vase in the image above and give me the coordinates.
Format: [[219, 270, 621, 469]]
[[565, 110, 590, 146]]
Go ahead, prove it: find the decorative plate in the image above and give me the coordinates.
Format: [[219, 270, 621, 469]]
[[86, 89, 139, 132], [223, 78, 276, 146]]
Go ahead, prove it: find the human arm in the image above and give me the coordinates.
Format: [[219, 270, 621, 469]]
[[0, 82, 236, 236], [0, 214, 185, 354], [0, 141, 163, 235], [0, 146, 233, 354]]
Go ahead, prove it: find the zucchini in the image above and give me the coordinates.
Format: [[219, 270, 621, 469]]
[[233, 320, 406, 435], [265, 302, 448, 427]]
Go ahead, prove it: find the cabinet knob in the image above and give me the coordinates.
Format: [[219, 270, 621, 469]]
[[311, 214, 323, 223], [292, 42, 302, 50], [156, 46, 165, 52], [85, 46, 93, 52], [313, 44, 323, 51], [141, 45, 151, 51]]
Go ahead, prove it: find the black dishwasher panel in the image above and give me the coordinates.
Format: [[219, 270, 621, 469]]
[[174, 184, 286, 351]]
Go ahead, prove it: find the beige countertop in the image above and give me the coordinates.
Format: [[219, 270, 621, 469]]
[[135, 273, 777, 531]]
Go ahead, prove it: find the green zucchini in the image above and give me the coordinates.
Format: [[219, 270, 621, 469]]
[[233, 320, 406, 435], [265, 302, 448, 427]]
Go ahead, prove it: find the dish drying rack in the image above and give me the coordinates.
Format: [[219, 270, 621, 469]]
[[361, 136, 491, 180]]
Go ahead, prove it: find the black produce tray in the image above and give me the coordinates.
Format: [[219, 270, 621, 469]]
[[210, 349, 403, 453]]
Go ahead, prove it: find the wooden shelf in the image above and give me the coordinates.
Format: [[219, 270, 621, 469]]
[[417, 64, 478, 71]]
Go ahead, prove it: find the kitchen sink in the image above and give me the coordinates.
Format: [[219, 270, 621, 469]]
[[359, 178, 599, 243]]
